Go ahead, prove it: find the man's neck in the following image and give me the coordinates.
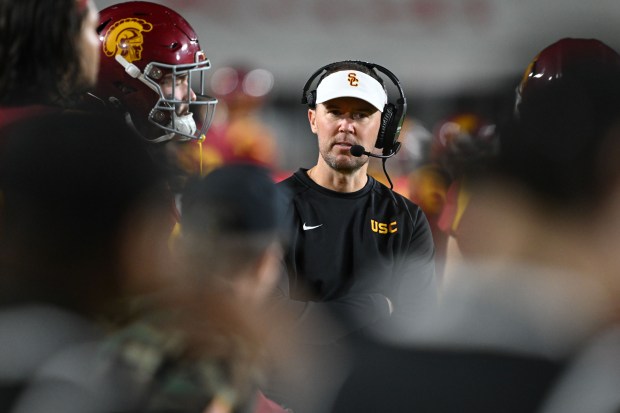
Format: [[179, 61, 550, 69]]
[[307, 162, 368, 193]]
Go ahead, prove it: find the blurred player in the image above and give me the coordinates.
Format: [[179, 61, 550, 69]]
[[0, 111, 173, 412], [0, 0, 100, 129], [331, 36, 620, 413], [407, 112, 497, 284]]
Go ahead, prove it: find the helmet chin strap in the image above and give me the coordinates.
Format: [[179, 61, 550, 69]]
[[173, 113, 198, 138], [149, 113, 197, 143]]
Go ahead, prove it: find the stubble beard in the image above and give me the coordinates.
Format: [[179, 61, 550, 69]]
[[320, 144, 366, 173]]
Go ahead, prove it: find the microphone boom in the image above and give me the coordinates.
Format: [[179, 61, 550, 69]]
[[349, 144, 398, 159]]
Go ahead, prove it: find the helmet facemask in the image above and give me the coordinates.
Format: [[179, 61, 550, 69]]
[[139, 52, 217, 143]]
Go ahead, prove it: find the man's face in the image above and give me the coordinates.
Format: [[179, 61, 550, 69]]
[[308, 96, 381, 172], [159, 73, 197, 116], [77, 0, 100, 88]]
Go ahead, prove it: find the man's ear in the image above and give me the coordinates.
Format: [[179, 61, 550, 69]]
[[254, 242, 282, 291], [308, 108, 318, 134]]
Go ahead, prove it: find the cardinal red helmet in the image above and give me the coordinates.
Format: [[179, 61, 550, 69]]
[[515, 37, 620, 117], [502, 37, 620, 206], [93, 1, 217, 142]]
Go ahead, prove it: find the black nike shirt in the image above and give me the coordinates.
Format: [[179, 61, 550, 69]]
[[276, 168, 437, 328]]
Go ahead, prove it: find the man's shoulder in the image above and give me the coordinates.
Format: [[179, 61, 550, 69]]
[[276, 169, 310, 195], [275, 172, 297, 187], [0, 105, 62, 131]]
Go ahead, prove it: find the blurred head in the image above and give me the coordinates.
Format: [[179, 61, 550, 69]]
[[0, 0, 100, 106], [0, 111, 171, 317], [179, 164, 282, 305], [515, 38, 620, 118], [497, 38, 620, 210], [93, 1, 217, 143]]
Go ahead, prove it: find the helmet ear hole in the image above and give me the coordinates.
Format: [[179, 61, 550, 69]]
[[151, 110, 168, 125]]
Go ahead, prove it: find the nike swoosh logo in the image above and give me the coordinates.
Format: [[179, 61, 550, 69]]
[[303, 223, 323, 231]]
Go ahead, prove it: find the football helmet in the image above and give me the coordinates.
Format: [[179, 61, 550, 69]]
[[515, 38, 620, 117], [93, 1, 217, 142]]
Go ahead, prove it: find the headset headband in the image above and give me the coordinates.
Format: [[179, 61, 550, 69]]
[[302, 60, 405, 106]]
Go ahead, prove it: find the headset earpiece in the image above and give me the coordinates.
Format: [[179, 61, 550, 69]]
[[305, 90, 316, 108], [377, 103, 396, 150]]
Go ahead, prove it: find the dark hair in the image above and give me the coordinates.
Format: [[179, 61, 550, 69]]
[[0, 0, 89, 106]]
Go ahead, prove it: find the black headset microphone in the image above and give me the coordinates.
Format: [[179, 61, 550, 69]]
[[349, 142, 401, 159]]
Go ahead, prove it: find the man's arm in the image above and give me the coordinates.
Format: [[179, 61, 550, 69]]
[[268, 267, 392, 345]]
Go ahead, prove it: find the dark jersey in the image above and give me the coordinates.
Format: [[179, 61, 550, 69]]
[[275, 168, 436, 339]]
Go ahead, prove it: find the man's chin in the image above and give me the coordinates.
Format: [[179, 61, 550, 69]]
[[324, 154, 365, 172]]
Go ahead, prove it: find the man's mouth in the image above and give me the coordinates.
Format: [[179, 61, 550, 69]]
[[333, 142, 353, 150]]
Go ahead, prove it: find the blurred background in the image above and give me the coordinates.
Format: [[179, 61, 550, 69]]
[[94, 0, 620, 173]]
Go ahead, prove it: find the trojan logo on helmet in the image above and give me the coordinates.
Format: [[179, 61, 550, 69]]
[[102, 18, 153, 63], [92, 1, 217, 143]]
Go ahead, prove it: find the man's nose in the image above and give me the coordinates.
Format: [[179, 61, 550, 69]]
[[337, 115, 355, 132], [181, 86, 196, 102]]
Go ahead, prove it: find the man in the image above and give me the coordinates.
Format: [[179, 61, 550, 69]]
[[0, 111, 172, 412], [100, 164, 290, 413], [276, 60, 437, 343], [178, 163, 284, 310], [330, 38, 620, 413], [0, 0, 100, 129], [89, 1, 218, 191]]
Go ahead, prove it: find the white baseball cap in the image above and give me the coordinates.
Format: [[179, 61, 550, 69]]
[[315, 70, 387, 112]]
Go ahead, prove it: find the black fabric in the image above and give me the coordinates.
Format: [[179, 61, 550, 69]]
[[0, 384, 23, 411], [331, 337, 566, 413], [278, 169, 434, 302]]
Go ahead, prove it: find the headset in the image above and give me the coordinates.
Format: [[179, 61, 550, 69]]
[[301, 60, 407, 158]]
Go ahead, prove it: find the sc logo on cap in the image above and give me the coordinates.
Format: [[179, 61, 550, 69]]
[[347, 72, 359, 87]]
